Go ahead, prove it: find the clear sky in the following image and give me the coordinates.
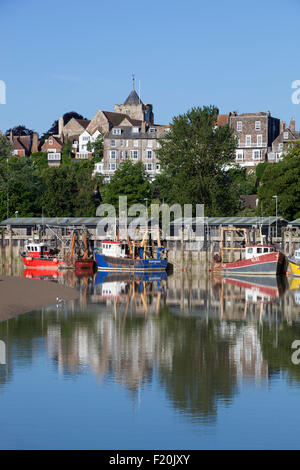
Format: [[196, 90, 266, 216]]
[[0, 0, 300, 134]]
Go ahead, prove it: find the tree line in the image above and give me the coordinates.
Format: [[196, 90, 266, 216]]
[[1, 105, 299, 220]]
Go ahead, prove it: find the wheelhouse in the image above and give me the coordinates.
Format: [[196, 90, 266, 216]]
[[101, 240, 129, 258], [26, 241, 50, 257], [245, 245, 276, 260]]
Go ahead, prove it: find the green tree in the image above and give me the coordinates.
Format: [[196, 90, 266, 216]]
[[103, 161, 151, 213], [61, 140, 73, 165], [30, 152, 48, 169], [87, 134, 104, 161], [157, 106, 239, 215], [0, 134, 13, 161], [257, 145, 300, 220]]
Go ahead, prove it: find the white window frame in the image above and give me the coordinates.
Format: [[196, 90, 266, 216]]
[[255, 121, 261, 130], [237, 121, 242, 132], [257, 134, 262, 146], [110, 139, 116, 147], [131, 150, 139, 159], [236, 150, 244, 161], [109, 150, 117, 159], [245, 135, 251, 147], [283, 131, 289, 140], [253, 149, 261, 160], [146, 150, 153, 159], [112, 128, 121, 135]]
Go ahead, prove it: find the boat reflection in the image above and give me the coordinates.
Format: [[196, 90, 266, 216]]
[[92, 271, 167, 316]]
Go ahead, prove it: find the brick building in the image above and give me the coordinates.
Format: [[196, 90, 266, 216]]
[[267, 118, 299, 162], [229, 111, 280, 169]]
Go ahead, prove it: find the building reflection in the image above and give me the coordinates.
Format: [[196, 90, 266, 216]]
[[1, 270, 300, 422]]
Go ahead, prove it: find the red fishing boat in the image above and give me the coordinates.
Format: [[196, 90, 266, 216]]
[[211, 244, 287, 275], [21, 241, 64, 270]]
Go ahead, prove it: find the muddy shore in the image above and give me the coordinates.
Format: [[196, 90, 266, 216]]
[[0, 276, 79, 322]]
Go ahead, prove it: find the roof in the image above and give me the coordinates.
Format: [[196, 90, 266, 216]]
[[103, 111, 143, 128], [12, 136, 26, 151], [0, 216, 288, 227], [240, 194, 258, 208], [124, 89, 143, 106], [170, 216, 287, 226], [75, 119, 90, 129], [216, 114, 230, 127]]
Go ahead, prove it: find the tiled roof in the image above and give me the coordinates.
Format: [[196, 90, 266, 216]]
[[124, 89, 143, 106]]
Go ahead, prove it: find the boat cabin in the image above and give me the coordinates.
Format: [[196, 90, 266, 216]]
[[101, 240, 129, 258], [293, 249, 300, 261], [245, 244, 276, 260], [26, 241, 50, 257]]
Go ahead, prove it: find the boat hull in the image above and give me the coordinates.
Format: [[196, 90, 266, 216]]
[[94, 252, 167, 272], [288, 257, 300, 276], [22, 255, 63, 269], [211, 251, 286, 275]]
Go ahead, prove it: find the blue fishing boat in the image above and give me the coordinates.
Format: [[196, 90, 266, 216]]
[[93, 240, 167, 271]]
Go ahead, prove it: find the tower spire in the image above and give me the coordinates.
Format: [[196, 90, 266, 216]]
[[132, 73, 135, 90]]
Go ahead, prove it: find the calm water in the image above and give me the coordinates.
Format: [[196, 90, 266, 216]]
[[1, 268, 300, 449]]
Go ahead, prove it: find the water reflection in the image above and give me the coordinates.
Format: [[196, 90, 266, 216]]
[[1, 268, 300, 427]]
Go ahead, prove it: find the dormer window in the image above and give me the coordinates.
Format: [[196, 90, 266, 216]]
[[237, 121, 242, 132], [283, 131, 289, 140], [112, 128, 122, 135], [149, 127, 156, 133], [49, 139, 53, 145], [132, 127, 140, 134]]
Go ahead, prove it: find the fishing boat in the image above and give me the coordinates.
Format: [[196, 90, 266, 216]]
[[211, 244, 286, 275], [217, 275, 286, 302], [288, 249, 300, 276], [93, 240, 167, 271], [21, 240, 64, 269]]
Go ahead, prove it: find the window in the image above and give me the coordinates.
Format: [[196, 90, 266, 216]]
[[279, 143, 283, 150], [149, 128, 156, 133], [82, 136, 90, 141], [257, 134, 262, 146], [268, 152, 274, 161], [237, 121, 242, 131], [283, 131, 289, 140], [133, 140, 139, 147], [147, 163, 153, 171], [132, 127, 140, 134], [236, 150, 244, 161], [146, 150, 152, 159], [247, 248, 253, 254], [147, 140, 153, 148], [255, 121, 261, 130], [131, 150, 139, 159], [246, 135, 251, 146], [253, 149, 261, 160], [48, 139, 53, 145], [120, 139, 124, 147], [263, 248, 268, 253], [112, 128, 121, 135], [257, 248, 262, 254], [110, 139, 116, 147], [156, 164, 160, 170], [109, 163, 116, 170], [120, 151, 124, 159], [109, 150, 117, 159]]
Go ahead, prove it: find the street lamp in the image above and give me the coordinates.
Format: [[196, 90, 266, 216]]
[[273, 195, 278, 238], [15, 211, 18, 218]]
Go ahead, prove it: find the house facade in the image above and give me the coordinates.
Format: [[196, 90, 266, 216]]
[[41, 135, 63, 166], [267, 118, 299, 162], [229, 111, 280, 169]]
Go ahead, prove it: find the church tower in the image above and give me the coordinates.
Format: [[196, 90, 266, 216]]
[[114, 76, 154, 123]]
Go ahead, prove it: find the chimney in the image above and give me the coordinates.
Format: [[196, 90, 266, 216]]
[[31, 132, 38, 154], [9, 129, 13, 142], [289, 117, 296, 132], [280, 121, 286, 133], [58, 117, 64, 137], [141, 121, 146, 133]]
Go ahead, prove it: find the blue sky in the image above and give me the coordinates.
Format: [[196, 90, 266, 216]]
[[0, 0, 300, 134]]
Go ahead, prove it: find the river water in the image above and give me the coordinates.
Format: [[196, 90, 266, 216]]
[[0, 268, 300, 449]]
